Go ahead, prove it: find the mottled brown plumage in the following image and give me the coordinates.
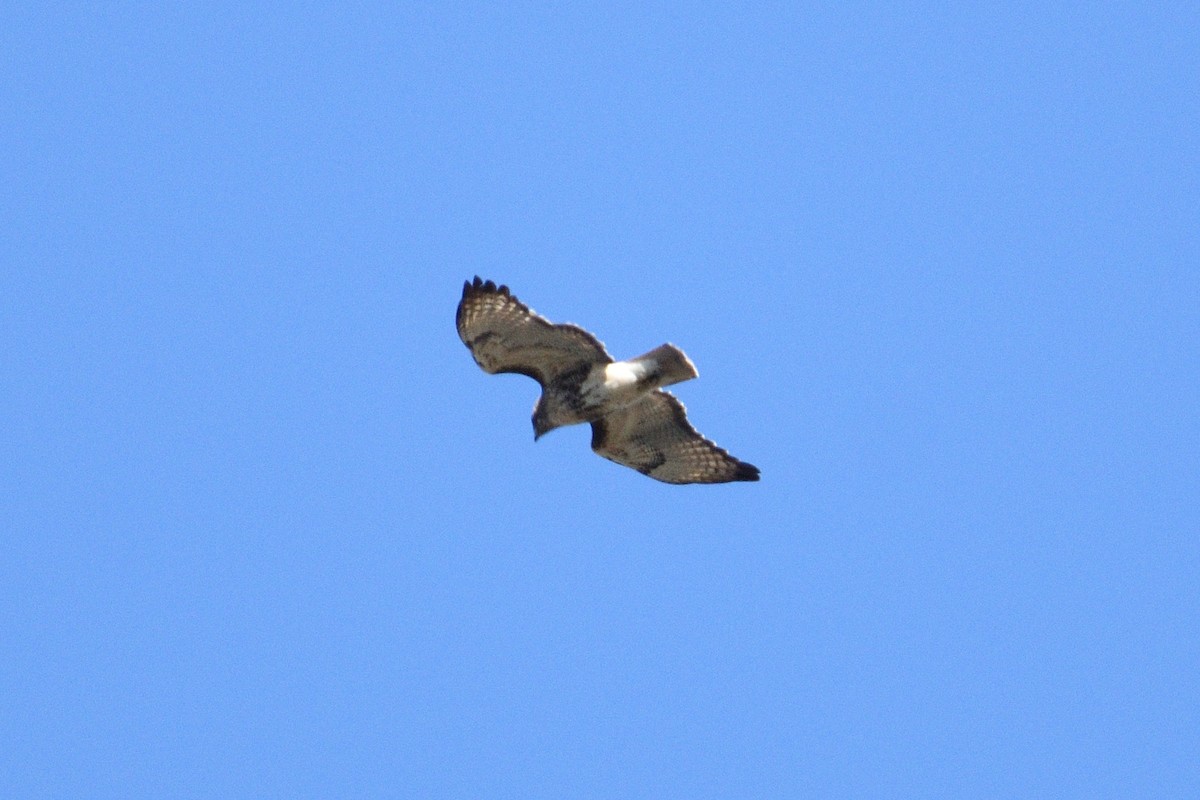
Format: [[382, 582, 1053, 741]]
[[456, 277, 759, 485]]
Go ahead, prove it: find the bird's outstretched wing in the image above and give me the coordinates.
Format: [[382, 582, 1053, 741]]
[[456, 277, 611, 386], [590, 391, 760, 484]]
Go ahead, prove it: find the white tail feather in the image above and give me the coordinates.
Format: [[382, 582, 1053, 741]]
[[632, 343, 698, 389]]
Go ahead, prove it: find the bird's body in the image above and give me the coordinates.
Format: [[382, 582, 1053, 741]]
[[533, 343, 699, 436], [455, 277, 759, 484]]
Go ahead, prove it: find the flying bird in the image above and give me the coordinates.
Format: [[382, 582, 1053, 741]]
[[455, 276, 759, 484]]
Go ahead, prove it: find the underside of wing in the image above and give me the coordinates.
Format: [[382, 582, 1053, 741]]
[[456, 277, 612, 385], [590, 391, 760, 484]]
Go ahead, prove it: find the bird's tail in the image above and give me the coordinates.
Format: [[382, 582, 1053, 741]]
[[631, 343, 698, 389]]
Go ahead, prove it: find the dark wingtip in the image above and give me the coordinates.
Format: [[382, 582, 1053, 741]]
[[463, 276, 508, 298], [733, 462, 760, 482]]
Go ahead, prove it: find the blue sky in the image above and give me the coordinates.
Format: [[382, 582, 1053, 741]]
[[4, 3, 1197, 797]]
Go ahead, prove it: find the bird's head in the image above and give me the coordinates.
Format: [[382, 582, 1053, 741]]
[[532, 397, 557, 441]]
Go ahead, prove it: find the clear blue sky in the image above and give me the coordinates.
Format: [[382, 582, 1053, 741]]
[[4, 3, 1197, 797]]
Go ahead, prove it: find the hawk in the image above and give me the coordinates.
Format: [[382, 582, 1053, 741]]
[[456, 276, 759, 484]]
